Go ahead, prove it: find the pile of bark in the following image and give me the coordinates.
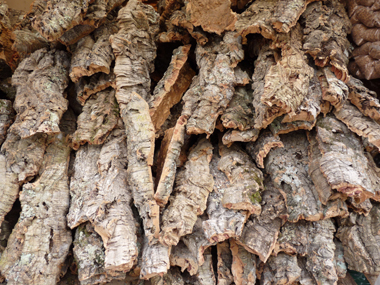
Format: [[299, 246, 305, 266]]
[[0, 0, 379, 284]]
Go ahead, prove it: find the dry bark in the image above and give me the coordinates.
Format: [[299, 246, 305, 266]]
[[9, 48, 70, 139], [202, 152, 246, 244], [149, 45, 194, 133], [314, 115, 380, 201], [266, 131, 349, 222], [110, 0, 160, 242], [218, 144, 264, 215], [346, 197, 373, 216], [230, 239, 256, 285], [160, 138, 213, 247], [73, 223, 125, 285], [216, 241, 234, 285], [0, 99, 14, 146], [70, 23, 118, 82], [235, 0, 318, 42], [182, 32, 244, 137], [246, 131, 284, 169], [334, 101, 380, 151], [301, 0, 352, 82], [236, 180, 287, 263], [336, 205, 380, 275], [347, 77, 380, 123], [170, 240, 199, 276], [0, 132, 47, 227], [0, 133, 72, 285], [334, 240, 347, 279], [70, 88, 119, 150], [150, 267, 185, 285], [140, 238, 170, 280], [194, 247, 216, 285], [67, 127, 139, 272], [261, 253, 301, 285], [274, 220, 338, 285], [221, 129, 260, 146], [269, 116, 316, 136], [75, 72, 116, 106]]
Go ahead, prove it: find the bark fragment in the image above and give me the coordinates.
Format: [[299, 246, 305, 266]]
[[0, 133, 72, 285], [217, 241, 234, 285], [140, 238, 170, 280], [70, 88, 119, 150], [75, 72, 116, 106], [266, 131, 349, 222], [68, 127, 139, 272], [261, 254, 301, 285], [221, 128, 260, 146], [230, 239, 256, 285], [246, 131, 283, 169], [202, 152, 246, 243], [9, 48, 70, 139], [237, 180, 287, 262], [155, 115, 187, 207], [150, 267, 185, 285], [301, 0, 352, 82], [73, 223, 125, 285], [170, 240, 199, 276], [160, 138, 213, 247], [149, 45, 194, 133], [218, 144, 264, 215], [182, 32, 244, 137], [275, 220, 338, 285], [315, 116, 380, 201], [194, 247, 216, 285], [336, 205, 380, 275], [0, 99, 14, 146]]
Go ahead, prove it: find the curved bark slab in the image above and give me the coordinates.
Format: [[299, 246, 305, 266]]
[[194, 247, 216, 285], [269, 116, 316, 136], [346, 197, 372, 216], [336, 206, 380, 275], [266, 131, 349, 222], [315, 116, 380, 202], [261, 254, 301, 285], [155, 115, 187, 207], [70, 88, 119, 150], [317, 68, 348, 111], [182, 32, 244, 137], [202, 153, 246, 244], [230, 239, 256, 285], [9, 48, 70, 139], [236, 180, 287, 263], [334, 240, 347, 279], [221, 87, 254, 131], [68, 127, 139, 272], [216, 241, 234, 285], [235, 0, 318, 42], [334, 101, 380, 151], [301, 0, 351, 82], [221, 128, 260, 146], [149, 45, 194, 133], [70, 23, 118, 82], [160, 138, 213, 247], [246, 131, 283, 169], [347, 77, 380, 123], [0, 133, 72, 285], [73, 223, 126, 285], [0, 99, 14, 146], [76, 71, 116, 106], [218, 144, 264, 216], [185, 0, 236, 35], [0, 132, 47, 227], [170, 240, 199, 276], [150, 267, 185, 285], [274, 220, 338, 285], [140, 238, 170, 280]]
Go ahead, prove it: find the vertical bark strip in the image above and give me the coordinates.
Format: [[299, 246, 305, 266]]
[[160, 138, 214, 247], [110, 0, 160, 242], [0, 99, 14, 146], [230, 239, 256, 285], [140, 238, 170, 280], [261, 254, 302, 285], [0, 133, 72, 285], [216, 241, 234, 285], [9, 48, 70, 139]]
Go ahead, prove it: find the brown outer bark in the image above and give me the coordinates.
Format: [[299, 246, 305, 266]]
[[230, 239, 256, 285], [261, 253, 302, 285], [0, 99, 14, 146], [216, 241, 234, 285]]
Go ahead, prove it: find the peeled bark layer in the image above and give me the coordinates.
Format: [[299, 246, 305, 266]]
[[182, 32, 244, 137], [160, 138, 214, 247], [0, 133, 72, 285], [261, 253, 301, 285], [9, 48, 70, 139], [216, 241, 234, 285], [337, 205, 380, 275], [140, 238, 170, 280], [70, 88, 119, 150], [230, 239, 256, 285], [0, 99, 14, 146]]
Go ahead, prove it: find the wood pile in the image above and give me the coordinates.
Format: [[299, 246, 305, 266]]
[[0, 0, 379, 284]]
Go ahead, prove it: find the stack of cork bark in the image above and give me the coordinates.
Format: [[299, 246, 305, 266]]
[[0, 0, 379, 284]]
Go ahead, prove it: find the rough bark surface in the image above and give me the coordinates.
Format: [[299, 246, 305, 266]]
[[160, 138, 213, 247], [0, 133, 72, 285], [140, 238, 170, 280], [216, 241, 234, 285], [230, 239, 256, 285], [261, 253, 301, 285], [70, 88, 119, 150], [0, 99, 14, 146], [182, 32, 244, 137], [9, 48, 70, 139]]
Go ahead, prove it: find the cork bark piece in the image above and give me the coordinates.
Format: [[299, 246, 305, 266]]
[[0, 99, 14, 146], [230, 239, 256, 285], [140, 238, 170, 280], [261, 253, 302, 285], [216, 241, 234, 285]]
